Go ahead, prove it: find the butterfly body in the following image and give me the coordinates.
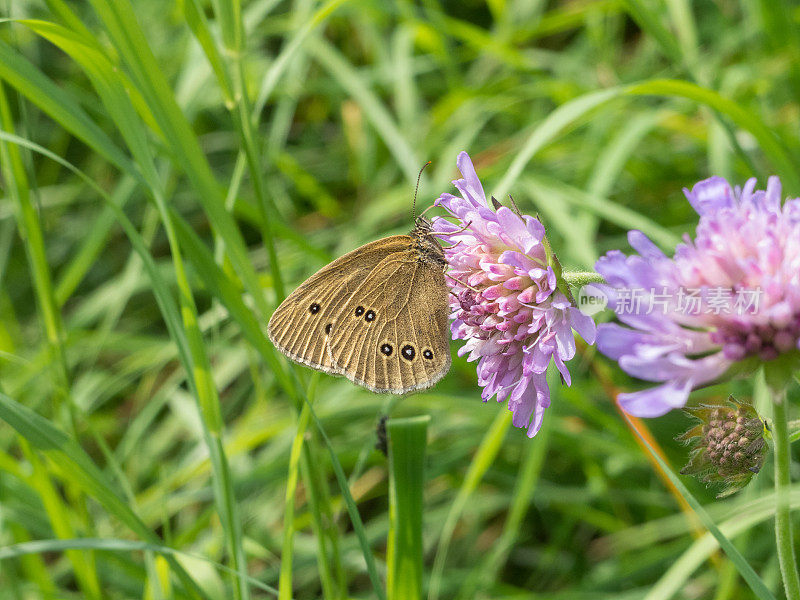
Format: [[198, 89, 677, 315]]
[[268, 217, 451, 394]]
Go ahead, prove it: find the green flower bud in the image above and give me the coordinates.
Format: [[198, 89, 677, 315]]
[[677, 396, 767, 498]]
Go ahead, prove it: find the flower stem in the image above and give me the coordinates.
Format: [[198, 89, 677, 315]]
[[562, 271, 605, 286], [771, 390, 800, 600]]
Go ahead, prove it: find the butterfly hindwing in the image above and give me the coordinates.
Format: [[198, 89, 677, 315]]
[[267, 236, 410, 373], [327, 249, 451, 393]]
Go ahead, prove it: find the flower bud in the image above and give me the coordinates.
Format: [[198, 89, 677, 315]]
[[678, 396, 767, 497]]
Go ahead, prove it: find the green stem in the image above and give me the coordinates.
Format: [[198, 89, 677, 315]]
[[562, 271, 605, 286], [771, 391, 800, 600]]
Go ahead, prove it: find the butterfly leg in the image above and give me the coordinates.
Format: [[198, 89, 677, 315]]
[[442, 239, 465, 251], [444, 272, 480, 292], [429, 220, 473, 237]]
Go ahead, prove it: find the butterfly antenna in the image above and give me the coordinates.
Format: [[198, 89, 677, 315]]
[[418, 202, 437, 217], [412, 161, 432, 220]]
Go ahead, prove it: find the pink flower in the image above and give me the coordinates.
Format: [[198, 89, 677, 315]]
[[595, 176, 800, 417], [434, 152, 596, 437]]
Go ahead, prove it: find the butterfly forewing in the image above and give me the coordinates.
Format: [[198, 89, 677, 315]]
[[268, 236, 410, 373], [327, 247, 451, 393], [268, 222, 451, 394]]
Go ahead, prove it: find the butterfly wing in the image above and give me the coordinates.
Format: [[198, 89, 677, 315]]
[[268, 236, 411, 373], [327, 248, 451, 393]]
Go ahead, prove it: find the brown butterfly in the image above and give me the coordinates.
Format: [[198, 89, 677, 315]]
[[268, 205, 451, 394]]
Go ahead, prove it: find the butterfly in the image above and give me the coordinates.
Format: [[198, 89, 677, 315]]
[[267, 214, 451, 394]]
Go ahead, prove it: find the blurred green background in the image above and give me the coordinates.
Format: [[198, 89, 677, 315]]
[[0, 0, 797, 598]]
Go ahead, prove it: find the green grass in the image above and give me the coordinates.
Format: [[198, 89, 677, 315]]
[[0, 0, 798, 598]]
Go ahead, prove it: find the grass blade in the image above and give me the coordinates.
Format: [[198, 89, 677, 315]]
[[625, 79, 800, 192], [0, 392, 209, 599], [428, 410, 512, 600], [644, 489, 800, 600], [493, 87, 622, 199], [0, 537, 280, 596], [386, 416, 429, 600], [278, 403, 312, 600], [621, 411, 776, 600], [0, 37, 136, 175]]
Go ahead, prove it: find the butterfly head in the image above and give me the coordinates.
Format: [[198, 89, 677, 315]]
[[413, 215, 434, 235], [411, 216, 446, 267]]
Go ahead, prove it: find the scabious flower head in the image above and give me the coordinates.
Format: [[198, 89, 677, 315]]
[[433, 152, 596, 437], [594, 176, 800, 417], [678, 396, 767, 497]]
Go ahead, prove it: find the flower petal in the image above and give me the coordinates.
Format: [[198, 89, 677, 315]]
[[617, 379, 693, 417], [453, 151, 487, 208], [627, 230, 666, 261], [569, 308, 597, 344], [683, 176, 734, 216]]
